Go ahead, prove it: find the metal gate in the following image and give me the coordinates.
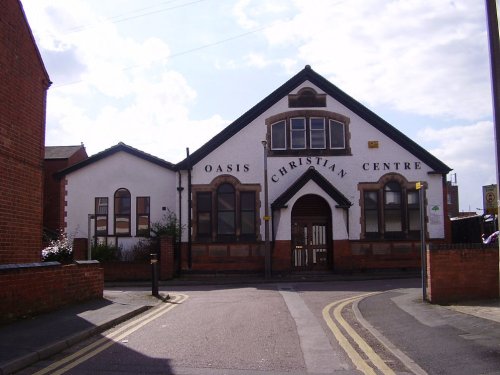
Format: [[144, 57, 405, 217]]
[[292, 221, 329, 270]]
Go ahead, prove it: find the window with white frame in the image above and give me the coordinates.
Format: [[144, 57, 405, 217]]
[[290, 118, 306, 149], [329, 120, 345, 149], [310, 117, 326, 149], [269, 112, 348, 154]]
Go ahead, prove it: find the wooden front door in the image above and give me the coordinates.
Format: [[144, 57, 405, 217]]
[[291, 195, 332, 271]]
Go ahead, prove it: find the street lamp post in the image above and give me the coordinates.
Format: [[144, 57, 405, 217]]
[[262, 140, 271, 279]]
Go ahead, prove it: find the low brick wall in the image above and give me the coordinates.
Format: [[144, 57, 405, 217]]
[[426, 244, 499, 304], [101, 261, 151, 281], [101, 236, 176, 281], [0, 261, 103, 323]]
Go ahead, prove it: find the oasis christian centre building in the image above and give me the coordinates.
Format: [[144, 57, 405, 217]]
[[57, 66, 452, 275]]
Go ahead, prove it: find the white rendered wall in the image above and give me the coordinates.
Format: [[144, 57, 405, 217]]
[[64, 151, 177, 251], [185, 81, 446, 241]]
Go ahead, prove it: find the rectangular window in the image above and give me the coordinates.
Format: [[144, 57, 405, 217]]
[[364, 191, 379, 234], [114, 189, 131, 236], [290, 118, 306, 149], [136, 197, 150, 236], [407, 191, 420, 231], [95, 197, 108, 236], [329, 120, 345, 149], [197, 192, 212, 237], [271, 120, 286, 150], [310, 118, 326, 149], [240, 191, 256, 235]]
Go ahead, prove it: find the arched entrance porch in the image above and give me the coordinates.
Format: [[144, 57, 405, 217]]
[[291, 194, 332, 271]]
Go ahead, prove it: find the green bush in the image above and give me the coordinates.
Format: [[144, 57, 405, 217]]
[[91, 243, 121, 262], [123, 239, 155, 262], [151, 210, 184, 240]]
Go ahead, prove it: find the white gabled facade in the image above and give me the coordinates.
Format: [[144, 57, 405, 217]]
[[61, 144, 177, 253], [176, 66, 451, 273], [60, 66, 451, 274]]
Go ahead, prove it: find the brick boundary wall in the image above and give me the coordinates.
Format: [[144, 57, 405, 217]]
[[101, 261, 151, 281], [0, 261, 103, 323], [426, 244, 499, 304], [160, 235, 175, 280]]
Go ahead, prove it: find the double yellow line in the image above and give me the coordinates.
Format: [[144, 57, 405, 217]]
[[322, 292, 395, 375], [34, 293, 189, 375]]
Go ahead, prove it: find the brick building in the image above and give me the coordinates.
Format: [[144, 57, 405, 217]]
[[44, 145, 88, 237], [0, 0, 51, 264], [0, 1, 103, 322]]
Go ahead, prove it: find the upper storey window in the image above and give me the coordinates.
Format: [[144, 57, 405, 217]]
[[290, 118, 306, 149], [271, 121, 286, 150], [329, 120, 345, 149], [310, 118, 326, 149], [267, 110, 350, 156]]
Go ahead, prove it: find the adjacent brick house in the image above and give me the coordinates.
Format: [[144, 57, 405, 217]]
[[0, 0, 103, 322], [0, 0, 51, 264], [44, 145, 88, 237]]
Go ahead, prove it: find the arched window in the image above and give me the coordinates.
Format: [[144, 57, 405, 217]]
[[114, 188, 131, 236], [217, 183, 235, 238]]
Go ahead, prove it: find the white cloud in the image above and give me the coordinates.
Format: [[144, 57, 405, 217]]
[[418, 121, 496, 211], [237, 0, 492, 121], [23, 0, 226, 163]]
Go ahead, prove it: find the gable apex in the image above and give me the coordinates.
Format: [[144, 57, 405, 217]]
[[55, 142, 176, 178], [177, 66, 451, 174]]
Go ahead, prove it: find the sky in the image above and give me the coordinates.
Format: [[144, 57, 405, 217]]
[[22, 0, 499, 214]]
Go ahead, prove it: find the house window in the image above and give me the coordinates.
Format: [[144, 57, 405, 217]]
[[290, 118, 306, 149], [95, 197, 108, 236], [271, 121, 286, 150], [197, 192, 212, 238], [114, 188, 131, 236], [310, 118, 326, 149], [240, 191, 256, 238], [361, 178, 422, 240], [136, 197, 150, 236], [363, 191, 379, 236], [267, 111, 349, 155], [384, 182, 402, 234], [193, 179, 259, 243], [217, 183, 236, 238], [329, 120, 345, 149], [407, 191, 420, 231]]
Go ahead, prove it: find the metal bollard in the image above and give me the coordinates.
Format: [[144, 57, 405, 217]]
[[151, 253, 159, 297]]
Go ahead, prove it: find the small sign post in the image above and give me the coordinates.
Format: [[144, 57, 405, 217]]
[[151, 253, 159, 297], [417, 182, 427, 301]]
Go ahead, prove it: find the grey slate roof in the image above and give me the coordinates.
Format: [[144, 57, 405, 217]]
[[45, 146, 84, 159]]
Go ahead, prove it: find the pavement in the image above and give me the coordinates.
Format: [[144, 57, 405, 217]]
[[0, 275, 499, 375]]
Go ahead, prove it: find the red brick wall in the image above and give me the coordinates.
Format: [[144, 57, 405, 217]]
[[182, 242, 265, 273], [426, 245, 499, 304], [160, 235, 175, 280], [333, 240, 351, 270], [273, 240, 291, 272], [0, 261, 103, 323], [0, 0, 51, 264], [101, 261, 150, 281], [43, 148, 88, 234], [73, 237, 88, 260]]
